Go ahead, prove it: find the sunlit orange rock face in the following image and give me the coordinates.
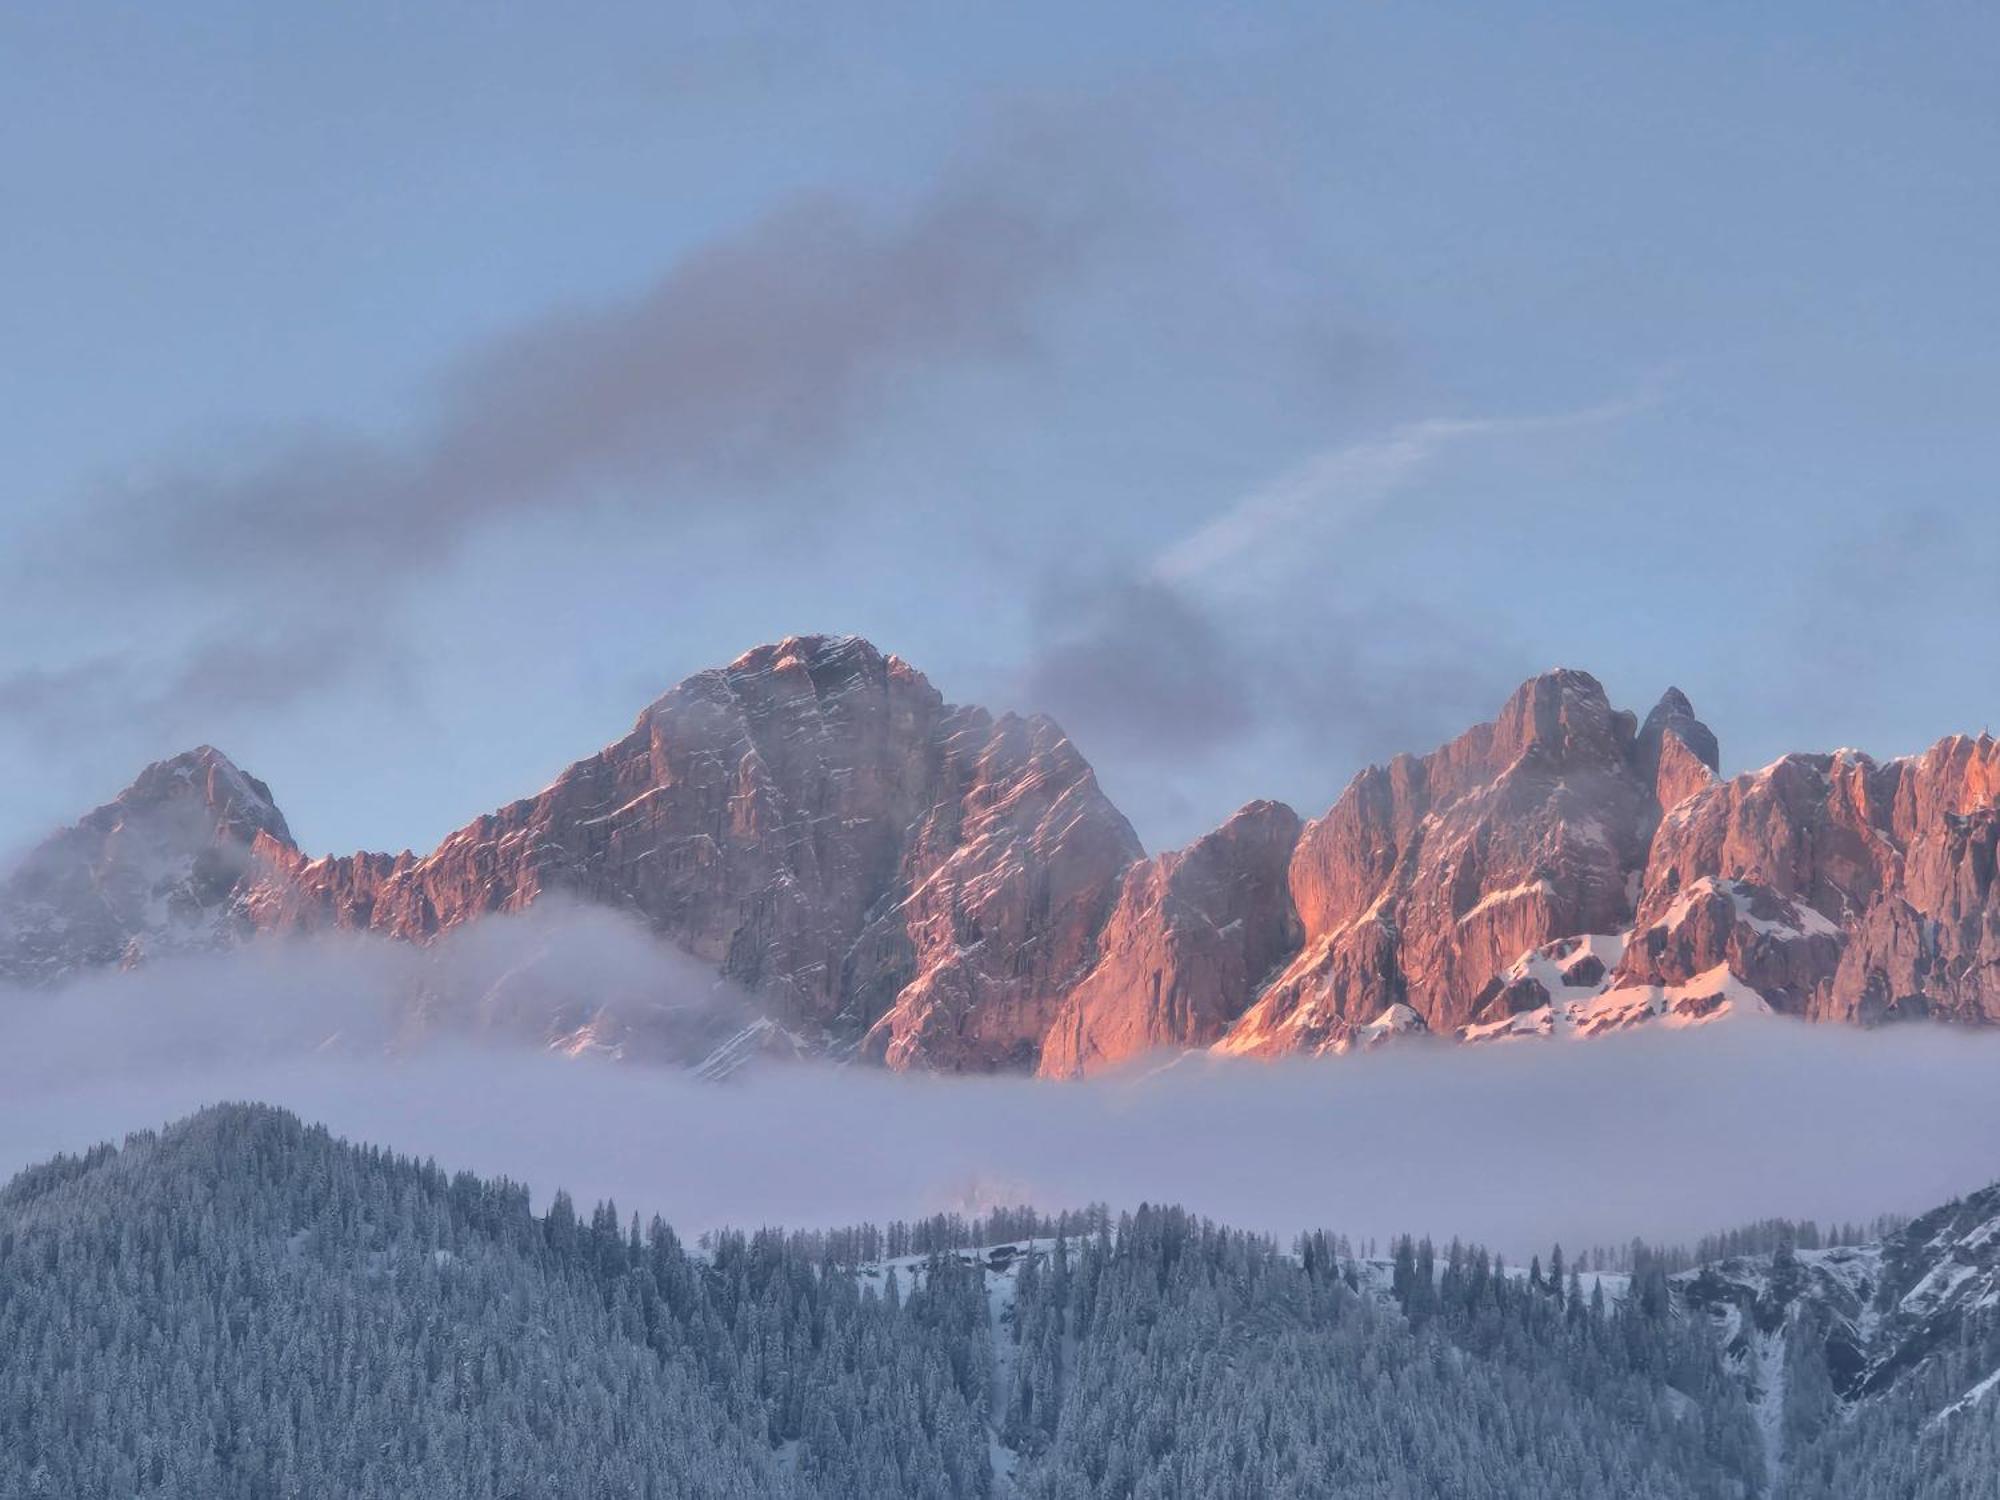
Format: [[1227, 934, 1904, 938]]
[[1633, 734, 2000, 1026], [1835, 736, 2000, 1025], [5, 635, 1999, 1070], [1037, 799, 1303, 1078], [259, 636, 1144, 1071], [1218, 671, 1690, 1055]]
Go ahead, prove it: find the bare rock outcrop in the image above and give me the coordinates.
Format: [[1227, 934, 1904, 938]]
[[1611, 736, 2000, 1025], [269, 636, 1141, 1069], [1221, 670, 1669, 1053], [1037, 799, 1303, 1077], [0, 746, 295, 983], [1813, 736, 2000, 1025], [1637, 687, 1721, 811], [849, 708, 1145, 1070]]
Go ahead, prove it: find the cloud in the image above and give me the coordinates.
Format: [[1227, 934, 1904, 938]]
[[1013, 565, 1529, 826], [47, 154, 1103, 608], [0, 622, 379, 747], [2, 932, 1998, 1259], [1020, 577, 1259, 758], [1151, 395, 1651, 587], [1262, 598, 1532, 759], [1, 123, 1126, 758], [0, 901, 765, 1084], [1008, 399, 1645, 838]]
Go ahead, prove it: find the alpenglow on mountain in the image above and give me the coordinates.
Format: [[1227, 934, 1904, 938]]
[[3, 634, 1997, 1072]]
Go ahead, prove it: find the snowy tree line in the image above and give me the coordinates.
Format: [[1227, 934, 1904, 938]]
[[0, 1106, 1004, 1498], [697, 1205, 1114, 1271], [1751, 1220, 2000, 1500], [0, 1104, 1990, 1497], [1570, 1214, 1910, 1276], [994, 1211, 1761, 1499], [1776, 1296, 2000, 1498]]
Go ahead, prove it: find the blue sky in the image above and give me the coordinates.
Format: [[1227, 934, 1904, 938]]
[[2, 1, 1995, 857]]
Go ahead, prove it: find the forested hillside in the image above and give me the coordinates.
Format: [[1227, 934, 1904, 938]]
[[0, 1105, 1990, 1497]]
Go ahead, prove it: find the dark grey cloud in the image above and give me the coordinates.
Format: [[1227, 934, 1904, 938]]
[[49, 148, 1105, 604], [0, 623, 376, 748], [1, 123, 1127, 755], [1270, 598, 1534, 767], [1018, 570, 1527, 783], [1021, 577, 1259, 757]]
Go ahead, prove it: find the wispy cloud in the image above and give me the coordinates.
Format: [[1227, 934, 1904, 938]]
[[0, 623, 379, 748], [1151, 395, 1651, 586], [1012, 394, 1653, 842]]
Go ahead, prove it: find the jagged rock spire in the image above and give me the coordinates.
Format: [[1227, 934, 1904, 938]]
[[1638, 687, 1720, 773]]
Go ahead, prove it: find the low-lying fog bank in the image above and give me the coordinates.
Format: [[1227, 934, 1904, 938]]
[[4, 923, 1999, 1257]]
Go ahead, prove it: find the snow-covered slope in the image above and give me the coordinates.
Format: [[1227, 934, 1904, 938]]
[[1674, 1179, 2000, 1487]]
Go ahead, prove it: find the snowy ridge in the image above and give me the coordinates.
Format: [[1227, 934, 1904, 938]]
[[1462, 929, 1773, 1043], [1670, 1181, 2000, 1486], [689, 1016, 812, 1081], [1662, 876, 1840, 941], [1928, 1364, 2000, 1429]]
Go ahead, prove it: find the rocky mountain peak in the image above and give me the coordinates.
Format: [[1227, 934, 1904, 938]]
[[110, 745, 297, 850], [1225, 673, 1764, 1056], [169, 635, 1135, 1072], [7, 639, 2000, 1073], [1485, 668, 1631, 772], [1211, 797, 1302, 843], [1038, 797, 1303, 1077], [1364, 670, 1623, 821], [1634, 686, 1721, 812], [721, 632, 906, 687], [1637, 686, 1720, 772], [0, 745, 295, 984]]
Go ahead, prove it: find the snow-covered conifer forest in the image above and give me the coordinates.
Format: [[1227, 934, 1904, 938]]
[[1, 1105, 1994, 1497]]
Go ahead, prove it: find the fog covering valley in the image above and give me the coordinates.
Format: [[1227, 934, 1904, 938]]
[[5, 905, 2000, 1260]]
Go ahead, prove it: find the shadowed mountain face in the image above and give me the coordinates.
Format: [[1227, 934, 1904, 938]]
[[0, 746, 296, 984], [4, 634, 1998, 1072]]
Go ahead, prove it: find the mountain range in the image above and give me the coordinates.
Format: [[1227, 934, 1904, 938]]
[[3, 632, 1996, 1073]]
